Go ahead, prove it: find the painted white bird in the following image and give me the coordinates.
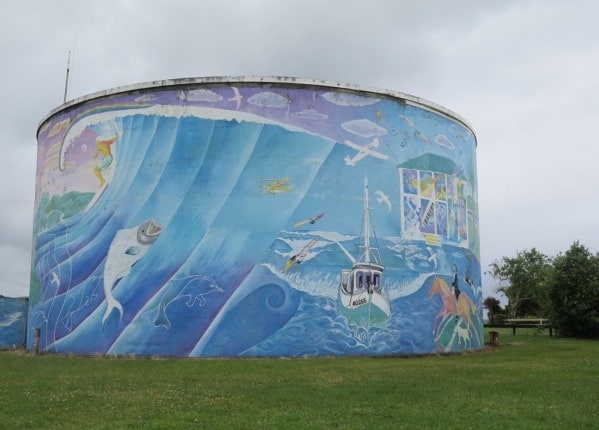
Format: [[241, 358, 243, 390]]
[[374, 190, 392, 213], [426, 246, 438, 273], [228, 86, 243, 109], [51, 271, 60, 286]]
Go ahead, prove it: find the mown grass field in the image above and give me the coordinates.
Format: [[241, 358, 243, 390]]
[[1, 328, 597, 429]]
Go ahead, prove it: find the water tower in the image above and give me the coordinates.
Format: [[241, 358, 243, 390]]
[[28, 77, 481, 356]]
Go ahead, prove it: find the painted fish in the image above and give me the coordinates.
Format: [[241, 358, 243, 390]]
[[102, 220, 162, 324]]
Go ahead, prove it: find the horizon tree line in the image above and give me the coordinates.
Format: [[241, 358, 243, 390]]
[[485, 241, 598, 339]]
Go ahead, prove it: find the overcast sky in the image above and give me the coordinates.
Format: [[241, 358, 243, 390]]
[[1, 0, 598, 301]]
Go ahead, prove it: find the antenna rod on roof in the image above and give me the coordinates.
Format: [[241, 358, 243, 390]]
[[63, 50, 71, 103]]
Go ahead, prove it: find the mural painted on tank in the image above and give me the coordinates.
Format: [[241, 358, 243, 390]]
[[0, 297, 28, 349], [28, 82, 482, 357]]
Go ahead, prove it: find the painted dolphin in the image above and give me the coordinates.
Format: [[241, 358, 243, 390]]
[[102, 220, 162, 324], [144, 275, 224, 329]]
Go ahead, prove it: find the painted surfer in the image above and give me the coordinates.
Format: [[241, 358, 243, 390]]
[[94, 135, 119, 187]]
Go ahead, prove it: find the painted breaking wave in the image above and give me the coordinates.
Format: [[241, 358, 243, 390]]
[[30, 103, 483, 356]]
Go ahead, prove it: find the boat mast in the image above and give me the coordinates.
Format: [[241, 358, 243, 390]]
[[364, 176, 370, 264]]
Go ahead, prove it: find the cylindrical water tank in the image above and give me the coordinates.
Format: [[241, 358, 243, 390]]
[[28, 77, 480, 357]]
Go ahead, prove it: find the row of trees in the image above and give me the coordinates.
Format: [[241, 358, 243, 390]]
[[485, 241, 599, 338]]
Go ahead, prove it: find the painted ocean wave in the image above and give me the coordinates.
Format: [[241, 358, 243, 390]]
[[30, 102, 482, 356]]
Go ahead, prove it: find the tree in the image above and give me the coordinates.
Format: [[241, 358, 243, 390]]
[[483, 297, 503, 324], [488, 248, 552, 318], [550, 241, 599, 338]]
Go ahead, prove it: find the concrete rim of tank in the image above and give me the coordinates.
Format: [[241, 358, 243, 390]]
[[38, 76, 477, 144]]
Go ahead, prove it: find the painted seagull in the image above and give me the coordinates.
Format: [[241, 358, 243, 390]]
[[228, 86, 243, 109], [374, 190, 392, 213]]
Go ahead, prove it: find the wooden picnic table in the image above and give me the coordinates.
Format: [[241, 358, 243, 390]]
[[485, 319, 553, 337]]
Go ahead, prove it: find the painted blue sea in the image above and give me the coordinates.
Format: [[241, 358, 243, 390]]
[[30, 101, 482, 356]]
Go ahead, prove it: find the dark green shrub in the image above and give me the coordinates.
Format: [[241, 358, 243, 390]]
[[550, 242, 599, 339]]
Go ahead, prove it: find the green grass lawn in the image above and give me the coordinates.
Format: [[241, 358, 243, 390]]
[[1, 331, 597, 429]]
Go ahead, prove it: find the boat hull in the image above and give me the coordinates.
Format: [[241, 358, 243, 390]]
[[337, 287, 390, 328]]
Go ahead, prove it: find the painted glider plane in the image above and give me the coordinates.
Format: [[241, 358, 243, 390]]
[[343, 138, 389, 166]]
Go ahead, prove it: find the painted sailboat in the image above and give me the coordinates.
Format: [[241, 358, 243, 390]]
[[337, 177, 391, 328]]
